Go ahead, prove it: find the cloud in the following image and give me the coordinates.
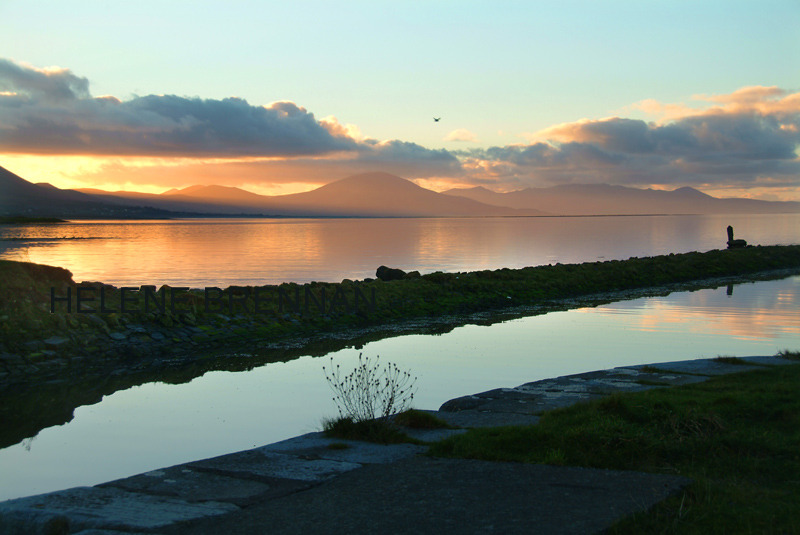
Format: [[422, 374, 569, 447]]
[[465, 86, 800, 193], [1, 58, 797, 200], [444, 128, 478, 142], [0, 58, 464, 184], [0, 59, 359, 157], [0, 58, 89, 102], [627, 86, 800, 124]]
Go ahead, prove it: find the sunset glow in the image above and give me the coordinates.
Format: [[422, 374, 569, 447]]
[[1, 2, 797, 201]]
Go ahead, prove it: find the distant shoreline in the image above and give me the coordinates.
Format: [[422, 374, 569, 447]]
[[3, 212, 800, 223], [0, 216, 66, 224]]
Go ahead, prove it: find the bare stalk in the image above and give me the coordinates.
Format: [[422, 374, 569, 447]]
[[322, 353, 417, 422]]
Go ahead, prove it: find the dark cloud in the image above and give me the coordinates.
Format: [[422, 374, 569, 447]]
[[0, 59, 466, 175], [227, 140, 463, 183], [356, 140, 462, 175], [0, 59, 358, 157], [463, 102, 800, 190], [0, 58, 90, 102]]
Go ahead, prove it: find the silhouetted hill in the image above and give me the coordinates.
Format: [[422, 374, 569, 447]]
[[162, 185, 268, 204], [268, 172, 544, 217], [5, 163, 796, 219], [443, 183, 800, 215], [75, 186, 271, 215], [78, 172, 547, 217], [0, 166, 192, 218]]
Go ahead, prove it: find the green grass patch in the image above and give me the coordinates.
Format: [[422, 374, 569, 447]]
[[713, 355, 747, 365], [321, 416, 421, 445], [392, 408, 454, 429], [428, 363, 800, 534], [4, 245, 800, 355]]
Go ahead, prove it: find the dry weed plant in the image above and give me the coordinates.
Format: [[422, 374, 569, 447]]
[[323, 353, 417, 422]]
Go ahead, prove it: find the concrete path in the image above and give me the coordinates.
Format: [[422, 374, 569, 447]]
[[1, 355, 793, 535]]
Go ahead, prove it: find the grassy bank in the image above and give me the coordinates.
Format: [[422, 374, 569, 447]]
[[3, 245, 800, 352], [429, 355, 800, 534]]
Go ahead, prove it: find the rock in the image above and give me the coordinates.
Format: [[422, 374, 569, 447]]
[[376, 266, 407, 281], [43, 336, 70, 349], [439, 395, 484, 412], [22, 340, 45, 351], [726, 225, 747, 249], [404, 271, 421, 279], [109, 332, 127, 341]]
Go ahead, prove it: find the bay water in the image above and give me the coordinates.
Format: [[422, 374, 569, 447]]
[[0, 213, 798, 501]]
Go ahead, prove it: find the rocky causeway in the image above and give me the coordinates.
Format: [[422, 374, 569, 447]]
[[1, 354, 795, 535]]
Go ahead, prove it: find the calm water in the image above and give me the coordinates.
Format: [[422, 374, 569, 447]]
[[1, 213, 798, 286], [0, 275, 798, 502], [1, 214, 799, 501]]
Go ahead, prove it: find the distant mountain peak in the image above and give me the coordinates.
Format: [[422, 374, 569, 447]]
[[672, 186, 712, 198], [327, 172, 418, 186], [444, 185, 495, 194], [311, 172, 427, 195], [161, 184, 265, 202]]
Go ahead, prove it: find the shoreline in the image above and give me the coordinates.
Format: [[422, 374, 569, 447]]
[[1, 354, 796, 532]]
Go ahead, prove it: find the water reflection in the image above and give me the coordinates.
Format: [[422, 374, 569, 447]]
[[590, 278, 800, 343], [1, 214, 798, 286], [1, 276, 798, 501]]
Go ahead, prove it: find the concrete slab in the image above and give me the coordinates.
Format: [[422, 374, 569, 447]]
[[438, 358, 760, 419], [399, 426, 467, 442], [160, 456, 691, 535], [99, 465, 297, 506], [0, 486, 238, 534], [73, 530, 152, 535], [624, 358, 767, 376], [188, 448, 362, 482], [427, 409, 541, 428], [258, 431, 427, 464]]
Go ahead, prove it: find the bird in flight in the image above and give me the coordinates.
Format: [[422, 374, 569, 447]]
[[433, 117, 441, 122]]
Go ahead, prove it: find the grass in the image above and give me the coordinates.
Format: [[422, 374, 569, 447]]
[[321, 416, 420, 444], [713, 355, 747, 365], [392, 408, 453, 429], [428, 361, 800, 534], [3, 245, 800, 361], [321, 409, 451, 444]]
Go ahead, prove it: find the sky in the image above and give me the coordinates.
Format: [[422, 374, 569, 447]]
[[1, 0, 799, 200]]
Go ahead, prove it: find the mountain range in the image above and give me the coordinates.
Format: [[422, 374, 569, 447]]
[[442, 184, 800, 216], [1, 165, 797, 219]]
